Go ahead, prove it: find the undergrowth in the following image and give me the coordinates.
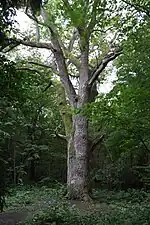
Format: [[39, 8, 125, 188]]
[[6, 183, 65, 211], [5, 185, 150, 225], [25, 198, 150, 225]]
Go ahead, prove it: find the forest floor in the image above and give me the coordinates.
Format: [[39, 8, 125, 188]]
[[0, 200, 109, 225], [0, 185, 150, 225]]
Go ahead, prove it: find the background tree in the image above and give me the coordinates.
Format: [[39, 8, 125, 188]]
[[86, 19, 150, 190], [0, 54, 67, 198]]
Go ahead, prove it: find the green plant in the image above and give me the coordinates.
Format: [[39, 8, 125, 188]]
[[25, 199, 150, 225]]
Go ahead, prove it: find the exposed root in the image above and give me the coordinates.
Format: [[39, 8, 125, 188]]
[[82, 193, 93, 202]]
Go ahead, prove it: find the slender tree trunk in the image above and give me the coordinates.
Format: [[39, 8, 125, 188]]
[[13, 147, 16, 185], [67, 135, 75, 189], [29, 160, 35, 182], [56, 83, 76, 192]]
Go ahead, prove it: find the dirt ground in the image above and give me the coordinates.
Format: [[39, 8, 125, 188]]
[[0, 211, 28, 225], [0, 200, 108, 225]]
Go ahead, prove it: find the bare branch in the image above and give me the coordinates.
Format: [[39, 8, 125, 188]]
[[25, 9, 51, 30], [28, 61, 53, 69], [16, 38, 54, 50], [29, 55, 78, 79], [54, 132, 67, 141], [122, 0, 150, 17], [90, 134, 104, 152], [0, 38, 20, 52], [16, 67, 44, 76], [28, 61, 59, 75], [108, 32, 119, 49], [87, 0, 99, 35], [43, 80, 53, 92], [68, 29, 78, 52], [1, 38, 54, 52], [62, 29, 81, 70], [64, 50, 80, 70], [89, 50, 122, 86], [16, 67, 53, 93], [34, 20, 40, 42], [137, 134, 150, 153]]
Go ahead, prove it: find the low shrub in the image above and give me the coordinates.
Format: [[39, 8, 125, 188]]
[[94, 161, 142, 190], [92, 188, 149, 203], [25, 198, 150, 225], [6, 185, 65, 210]]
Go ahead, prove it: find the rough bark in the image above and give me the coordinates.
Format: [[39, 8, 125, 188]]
[[67, 114, 90, 200], [56, 84, 76, 192], [67, 134, 76, 192], [57, 82, 90, 200], [66, 39, 91, 200]]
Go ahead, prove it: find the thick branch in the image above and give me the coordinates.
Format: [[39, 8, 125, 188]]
[[64, 29, 80, 70], [40, 6, 65, 50], [16, 39, 54, 50], [0, 38, 20, 52], [64, 50, 80, 70], [40, 6, 77, 107], [51, 39, 77, 106], [89, 51, 122, 85], [2, 38, 54, 52]]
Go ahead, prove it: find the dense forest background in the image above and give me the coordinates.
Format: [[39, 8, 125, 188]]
[[0, 0, 150, 224]]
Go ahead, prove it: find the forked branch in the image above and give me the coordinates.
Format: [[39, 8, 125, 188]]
[[40, 6, 77, 106], [89, 50, 122, 85]]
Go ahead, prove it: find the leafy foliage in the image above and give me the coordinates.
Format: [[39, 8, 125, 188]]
[[21, 187, 150, 225], [0, 54, 67, 212], [83, 18, 150, 190]]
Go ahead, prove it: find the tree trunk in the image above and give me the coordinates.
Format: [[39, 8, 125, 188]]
[[13, 147, 16, 185], [55, 37, 91, 200], [29, 160, 35, 182], [56, 83, 76, 193], [67, 114, 90, 200], [67, 134, 75, 189]]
